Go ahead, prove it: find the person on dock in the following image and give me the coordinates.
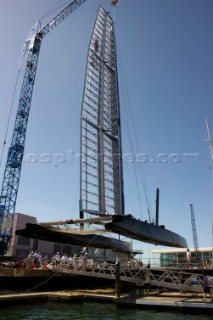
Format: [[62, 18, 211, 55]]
[[203, 272, 213, 301], [55, 252, 61, 263], [178, 270, 185, 293], [61, 253, 68, 261], [52, 252, 61, 268], [186, 248, 191, 267], [143, 269, 151, 296], [127, 258, 132, 269], [33, 251, 39, 268], [115, 256, 120, 267], [38, 252, 42, 268], [82, 253, 88, 270], [28, 251, 34, 259]]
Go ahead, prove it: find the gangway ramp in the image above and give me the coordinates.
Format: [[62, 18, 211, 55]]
[[52, 264, 204, 293]]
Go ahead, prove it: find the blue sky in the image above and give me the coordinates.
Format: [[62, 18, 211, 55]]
[[0, 0, 213, 257]]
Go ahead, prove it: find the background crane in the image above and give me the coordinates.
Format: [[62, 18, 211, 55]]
[[0, 0, 89, 254], [190, 204, 203, 267], [205, 114, 213, 162]]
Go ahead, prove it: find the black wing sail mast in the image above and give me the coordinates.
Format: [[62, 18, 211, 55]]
[[80, 6, 124, 218], [79, 6, 187, 249]]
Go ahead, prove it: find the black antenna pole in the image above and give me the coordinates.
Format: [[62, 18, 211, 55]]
[[155, 188, 159, 226]]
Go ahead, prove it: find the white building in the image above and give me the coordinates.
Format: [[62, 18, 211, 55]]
[[150, 247, 213, 268]]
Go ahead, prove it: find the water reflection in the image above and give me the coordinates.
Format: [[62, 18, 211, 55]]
[[0, 302, 211, 320]]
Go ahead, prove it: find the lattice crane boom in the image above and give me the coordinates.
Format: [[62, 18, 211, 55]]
[[0, 0, 88, 253], [190, 204, 199, 252], [190, 204, 204, 267]]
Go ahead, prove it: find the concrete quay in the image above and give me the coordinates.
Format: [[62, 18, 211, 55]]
[[117, 292, 213, 313], [0, 289, 212, 313]]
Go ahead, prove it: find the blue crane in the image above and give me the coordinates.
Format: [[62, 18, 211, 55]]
[[190, 204, 199, 253], [190, 204, 203, 267], [0, 0, 88, 254]]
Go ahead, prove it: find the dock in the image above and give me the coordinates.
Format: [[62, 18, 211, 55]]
[[0, 289, 212, 313]]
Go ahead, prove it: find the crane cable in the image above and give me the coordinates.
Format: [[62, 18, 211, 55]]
[[40, 0, 70, 21], [0, 57, 24, 167]]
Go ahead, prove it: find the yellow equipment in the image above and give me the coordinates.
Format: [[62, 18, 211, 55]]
[[111, 0, 118, 6]]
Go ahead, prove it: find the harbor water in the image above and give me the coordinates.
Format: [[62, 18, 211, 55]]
[[0, 301, 211, 320]]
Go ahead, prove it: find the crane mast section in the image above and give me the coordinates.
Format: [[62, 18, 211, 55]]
[[0, 34, 42, 237]]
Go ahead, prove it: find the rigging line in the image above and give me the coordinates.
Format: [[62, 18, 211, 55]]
[[80, 233, 99, 251], [24, 271, 57, 293], [71, 180, 80, 220], [119, 85, 144, 219], [122, 87, 153, 220], [0, 34, 27, 167], [0, 64, 22, 167], [112, 3, 116, 23], [119, 48, 153, 222], [115, 52, 152, 218], [116, 50, 143, 220], [117, 43, 153, 222], [138, 169, 153, 222]]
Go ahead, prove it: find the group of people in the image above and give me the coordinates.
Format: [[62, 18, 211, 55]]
[[27, 250, 46, 268], [25, 249, 213, 301], [51, 252, 89, 270]]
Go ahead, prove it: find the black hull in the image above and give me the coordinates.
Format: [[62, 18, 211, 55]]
[[16, 223, 131, 253], [105, 214, 187, 248]]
